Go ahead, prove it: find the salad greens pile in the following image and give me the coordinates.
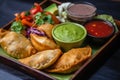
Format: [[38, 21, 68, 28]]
[[35, 12, 54, 25], [11, 21, 25, 33]]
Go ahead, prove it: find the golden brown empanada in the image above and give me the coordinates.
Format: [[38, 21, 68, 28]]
[[30, 33, 59, 51], [0, 29, 9, 39], [46, 46, 92, 73], [38, 23, 54, 39], [0, 32, 36, 58], [19, 49, 62, 70]]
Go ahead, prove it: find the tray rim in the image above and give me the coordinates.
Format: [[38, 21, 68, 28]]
[[0, 0, 120, 80]]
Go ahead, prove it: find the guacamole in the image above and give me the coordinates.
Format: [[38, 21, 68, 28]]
[[53, 22, 86, 42]]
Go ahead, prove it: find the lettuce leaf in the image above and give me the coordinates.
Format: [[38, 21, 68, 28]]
[[94, 14, 118, 32]]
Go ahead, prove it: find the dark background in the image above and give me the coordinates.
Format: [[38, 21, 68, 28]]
[[0, 0, 120, 80]]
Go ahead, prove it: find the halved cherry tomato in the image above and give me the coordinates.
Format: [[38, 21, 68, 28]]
[[30, 3, 43, 15]]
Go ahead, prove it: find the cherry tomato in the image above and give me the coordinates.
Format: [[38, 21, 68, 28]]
[[30, 3, 43, 15]]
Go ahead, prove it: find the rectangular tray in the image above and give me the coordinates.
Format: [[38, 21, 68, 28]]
[[0, 0, 120, 80]]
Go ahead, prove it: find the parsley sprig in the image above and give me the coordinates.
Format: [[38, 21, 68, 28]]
[[35, 12, 54, 26]]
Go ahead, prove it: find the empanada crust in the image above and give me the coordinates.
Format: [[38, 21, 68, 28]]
[[46, 46, 92, 73], [0, 29, 9, 39], [38, 23, 54, 39], [0, 32, 36, 58], [30, 33, 59, 51], [19, 49, 62, 70]]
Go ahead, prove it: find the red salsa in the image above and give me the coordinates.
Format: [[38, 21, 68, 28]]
[[85, 20, 114, 38]]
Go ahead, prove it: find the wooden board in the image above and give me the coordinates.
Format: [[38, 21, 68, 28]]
[[0, 0, 120, 80]]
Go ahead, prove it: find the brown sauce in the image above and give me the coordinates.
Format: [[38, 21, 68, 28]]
[[68, 4, 96, 16]]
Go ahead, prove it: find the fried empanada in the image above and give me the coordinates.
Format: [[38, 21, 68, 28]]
[[30, 33, 59, 51], [19, 49, 62, 70], [0, 29, 9, 39], [46, 46, 92, 73], [0, 32, 36, 58], [38, 23, 54, 39]]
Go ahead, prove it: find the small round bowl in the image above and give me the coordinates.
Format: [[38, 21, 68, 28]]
[[84, 19, 115, 46], [66, 1, 97, 23], [52, 22, 87, 52]]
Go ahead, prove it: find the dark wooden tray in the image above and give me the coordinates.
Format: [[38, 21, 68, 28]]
[[0, 0, 120, 80]]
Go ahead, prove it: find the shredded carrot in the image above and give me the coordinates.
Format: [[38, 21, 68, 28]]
[[21, 19, 33, 27], [14, 13, 20, 21], [15, 16, 20, 21], [25, 16, 33, 21]]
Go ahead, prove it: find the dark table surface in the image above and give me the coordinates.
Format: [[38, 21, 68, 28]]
[[0, 0, 120, 80]]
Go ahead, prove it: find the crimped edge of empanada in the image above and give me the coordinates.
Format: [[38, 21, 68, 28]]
[[35, 49, 62, 70], [30, 33, 59, 51], [45, 46, 92, 73], [19, 49, 62, 70]]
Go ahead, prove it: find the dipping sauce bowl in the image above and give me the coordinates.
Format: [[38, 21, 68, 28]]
[[84, 19, 115, 46], [52, 22, 87, 52], [67, 1, 97, 23]]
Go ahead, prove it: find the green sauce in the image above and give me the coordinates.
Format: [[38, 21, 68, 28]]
[[53, 22, 86, 42]]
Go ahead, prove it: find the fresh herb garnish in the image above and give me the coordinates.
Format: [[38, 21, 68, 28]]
[[35, 12, 44, 25], [25, 11, 30, 16], [34, 12, 54, 26], [44, 15, 54, 24], [10, 21, 25, 33]]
